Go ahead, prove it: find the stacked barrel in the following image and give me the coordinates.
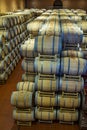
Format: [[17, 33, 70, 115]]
[[11, 90, 35, 126], [11, 9, 87, 126], [0, 10, 36, 84]]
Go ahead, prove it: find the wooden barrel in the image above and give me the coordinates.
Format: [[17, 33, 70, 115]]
[[10, 39, 16, 49], [0, 72, 8, 81], [18, 54, 21, 60], [34, 36, 62, 55], [62, 24, 83, 44], [59, 76, 84, 92], [57, 109, 79, 122], [61, 57, 87, 75], [61, 50, 85, 58], [77, 21, 87, 33], [82, 35, 87, 44], [0, 34, 5, 45], [13, 26, 18, 36], [13, 109, 35, 121], [9, 63, 14, 72], [0, 30, 11, 40], [0, 60, 7, 71], [16, 35, 21, 43], [35, 91, 57, 107], [6, 66, 11, 76], [5, 42, 12, 52], [13, 37, 18, 46], [0, 48, 5, 59], [39, 20, 61, 36], [12, 50, 16, 58], [15, 56, 19, 64], [20, 41, 38, 58], [0, 17, 10, 28], [5, 55, 11, 66], [70, 16, 82, 22], [27, 20, 44, 36], [35, 107, 56, 121], [3, 45, 8, 55], [9, 29, 15, 38], [11, 91, 33, 108], [8, 53, 14, 62], [22, 59, 35, 73], [35, 74, 59, 92], [35, 56, 60, 75], [58, 93, 81, 108], [16, 82, 35, 92], [13, 59, 17, 68], [22, 73, 36, 82]]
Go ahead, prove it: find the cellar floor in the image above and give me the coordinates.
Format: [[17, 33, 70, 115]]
[[0, 59, 80, 130]]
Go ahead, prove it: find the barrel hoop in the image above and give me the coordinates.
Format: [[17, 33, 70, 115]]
[[52, 36, 55, 55], [34, 37, 38, 51], [22, 82, 25, 90], [28, 82, 30, 91], [41, 36, 44, 53], [41, 80, 43, 92], [41, 62, 43, 73], [50, 80, 52, 91], [68, 58, 70, 74], [78, 58, 80, 75], [50, 62, 52, 74]]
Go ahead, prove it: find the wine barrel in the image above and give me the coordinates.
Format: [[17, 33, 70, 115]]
[[9, 63, 14, 72], [58, 93, 81, 108], [0, 72, 8, 81], [82, 35, 87, 44], [35, 107, 56, 121], [61, 57, 87, 75], [0, 17, 10, 28], [13, 59, 17, 68], [16, 82, 35, 92], [20, 41, 38, 58], [0, 34, 5, 45], [5, 42, 12, 52], [35, 56, 60, 75], [10, 29, 15, 38], [13, 109, 35, 121], [0, 60, 7, 71], [62, 24, 83, 44], [0, 48, 5, 59], [9, 53, 14, 62], [77, 21, 87, 33], [0, 30, 11, 40], [35, 74, 59, 92], [59, 76, 84, 92], [70, 16, 82, 22], [11, 91, 33, 108], [12, 50, 16, 58], [35, 91, 57, 107], [6, 66, 11, 76], [10, 39, 16, 49], [22, 73, 36, 82], [61, 50, 85, 58], [13, 37, 18, 46], [3, 45, 8, 55], [34, 36, 62, 55], [16, 35, 21, 43], [57, 109, 79, 122], [22, 59, 35, 73], [15, 56, 19, 64], [39, 20, 61, 36], [27, 20, 44, 36], [18, 54, 21, 60]]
